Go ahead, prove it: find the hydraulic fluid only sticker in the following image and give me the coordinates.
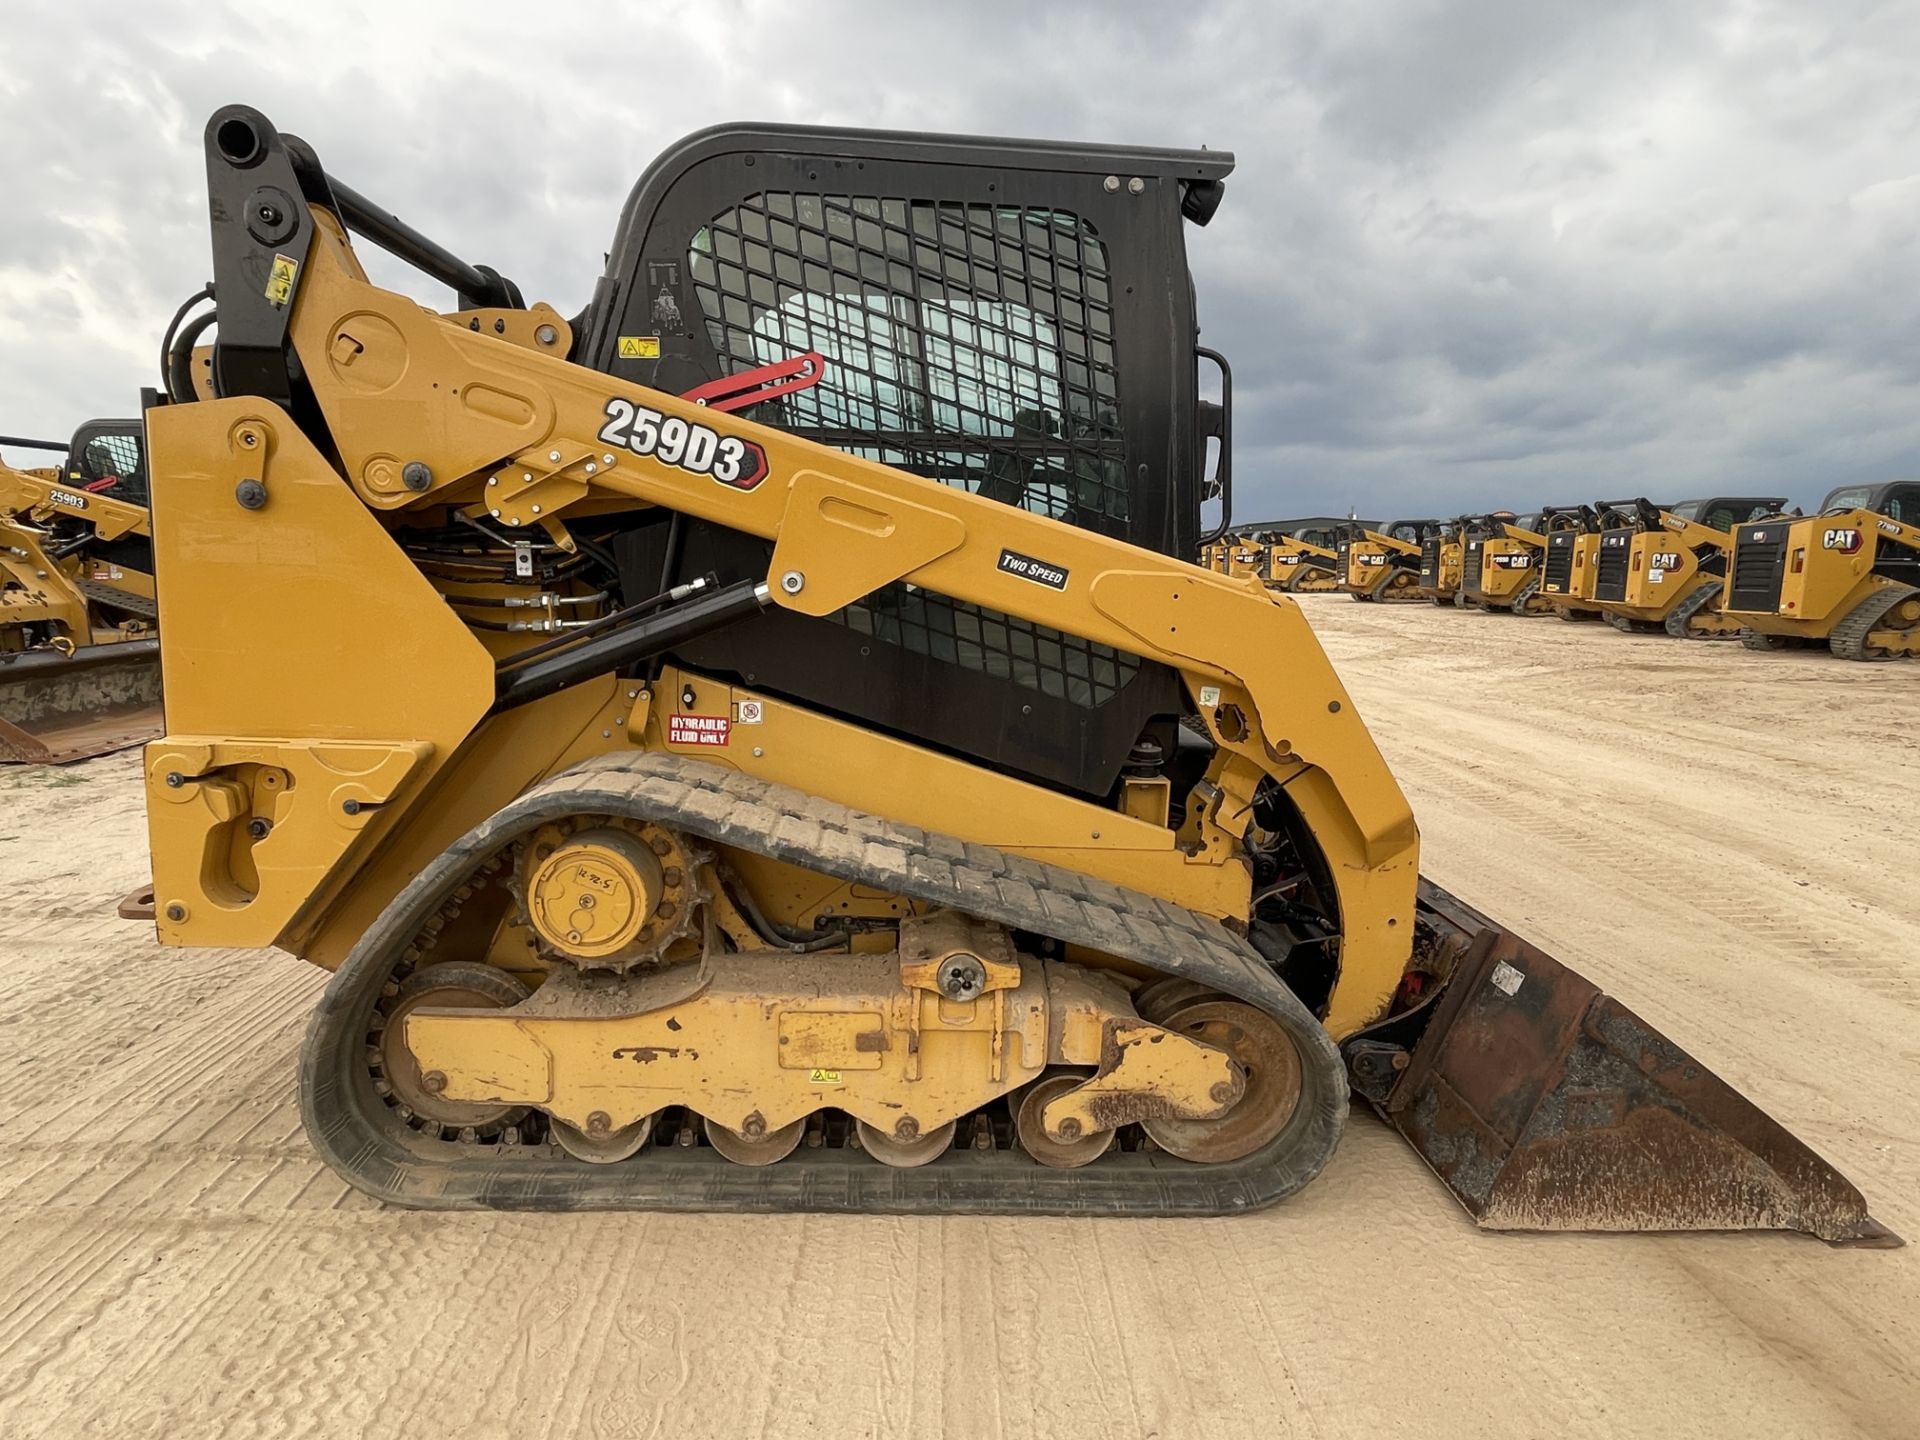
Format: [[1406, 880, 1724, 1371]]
[[668, 714, 730, 747], [997, 548, 1070, 589]]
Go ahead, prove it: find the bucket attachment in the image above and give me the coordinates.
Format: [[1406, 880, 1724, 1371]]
[[1345, 881, 1899, 1246], [0, 638, 163, 764]]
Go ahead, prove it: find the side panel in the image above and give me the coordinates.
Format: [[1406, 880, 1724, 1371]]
[[144, 403, 496, 947]]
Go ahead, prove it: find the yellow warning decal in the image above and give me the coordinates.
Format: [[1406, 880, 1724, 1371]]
[[617, 335, 661, 360], [808, 1068, 844, 1086], [264, 253, 299, 308]]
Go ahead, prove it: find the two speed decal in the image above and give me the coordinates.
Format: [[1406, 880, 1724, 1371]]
[[598, 399, 769, 491]]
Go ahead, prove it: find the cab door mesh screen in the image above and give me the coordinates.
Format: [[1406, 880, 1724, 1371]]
[[689, 194, 1128, 535]]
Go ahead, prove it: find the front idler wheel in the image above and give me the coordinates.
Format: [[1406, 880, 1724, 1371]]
[[1142, 1000, 1304, 1164]]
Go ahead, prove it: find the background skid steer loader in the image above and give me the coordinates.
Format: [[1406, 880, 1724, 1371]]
[[1341, 518, 1435, 601], [1726, 481, 1920, 659], [0, 422, 162, 762], [1457, 511, 1555, 613], [1252, 518, 1346, 592], [1592, 496, 1784, 638], [126, 104, 1895, 1243]]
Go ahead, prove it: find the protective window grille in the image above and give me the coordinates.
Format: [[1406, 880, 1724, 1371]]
[[78, 433, 141, 486], [833, 584, 1134, 709], [688, 193, 1127, 531], [689, 192, 1141, 710]]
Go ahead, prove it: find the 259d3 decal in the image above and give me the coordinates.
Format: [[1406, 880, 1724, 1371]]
[[599, 398, 769, 491]]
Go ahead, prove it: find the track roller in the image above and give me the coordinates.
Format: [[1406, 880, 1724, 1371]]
[[855, 1118, 957, 1167], [1016, 1073, 1114, 1169]]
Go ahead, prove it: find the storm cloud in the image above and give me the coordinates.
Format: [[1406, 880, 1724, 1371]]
[[3, 0, 1916, 518]]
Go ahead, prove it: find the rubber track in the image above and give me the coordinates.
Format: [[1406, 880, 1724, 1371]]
[[1366, 565, 1422, 602], [1662, 578, 1726, 638], [300, 751, 1350, 1214], [1829, 582, 1918, 661], [1508, 575, 1541, 614]]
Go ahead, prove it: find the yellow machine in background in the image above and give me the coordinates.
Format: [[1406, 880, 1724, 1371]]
[[1725, 481, 1920, 659], [1456, 512, 1555, 613], [0, 422, 162, 762], [1216, 519, 1345, 593], [1340, 519, 1436, 601], [125, 105, 1894, 1243], [1591, 496, 1784, 637]]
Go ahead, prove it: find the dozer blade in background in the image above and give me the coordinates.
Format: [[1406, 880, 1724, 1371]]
[[1348, 881, 1899, 1247], [0, 638, 163, 764]]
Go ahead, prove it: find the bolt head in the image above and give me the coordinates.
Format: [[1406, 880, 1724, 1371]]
[[401, 461, 432, 492], [547, 450, 562, 463], [1103, 174, 1121, 192], [586, 1110, 612, 1137], [780, 570, 805, 595], [164, 902, 187, 923], [1127, 176, 1145, 194], [894, 1117, 920, 1141], [422, 1070, 447, 1094], [1210, 1081, 1235, 1105], [536, 324, 558, 345], [1056, 1117, 1083, 1141], [234, 478, 268, 511], [164, 771, 184, 788], [741, 1112, 767, 1140]]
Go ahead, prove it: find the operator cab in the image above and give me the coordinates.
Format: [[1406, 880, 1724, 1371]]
[[1818, 480, 1920, 522], [567, 126, 1237, 800], [578, 125, 1233, 562], [1667, 497, 1786, 531]]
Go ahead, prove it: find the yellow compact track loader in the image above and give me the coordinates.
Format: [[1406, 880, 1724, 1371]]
[[1592, 496, 1784, 638], [1340, 519, 1436, 601], [1456, 512, 1555, 613], [0, 422, 162, 762], [1725, 481, 1920, 659], [129, 106, 1895, 1241], [1221, 519, 1344, 593]]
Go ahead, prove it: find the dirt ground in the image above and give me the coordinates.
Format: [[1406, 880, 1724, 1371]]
[[0, 597, 1914, 1439]]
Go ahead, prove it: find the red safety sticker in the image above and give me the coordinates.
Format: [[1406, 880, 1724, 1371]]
[[668, 714, 730, 747]]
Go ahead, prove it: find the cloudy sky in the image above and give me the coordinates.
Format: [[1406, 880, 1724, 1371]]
[[4, 0, 1917, 518]]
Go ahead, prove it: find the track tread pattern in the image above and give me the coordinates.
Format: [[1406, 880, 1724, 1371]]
[[1829, 583, 1918, 661], [1663, 577, 1727, 638]]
